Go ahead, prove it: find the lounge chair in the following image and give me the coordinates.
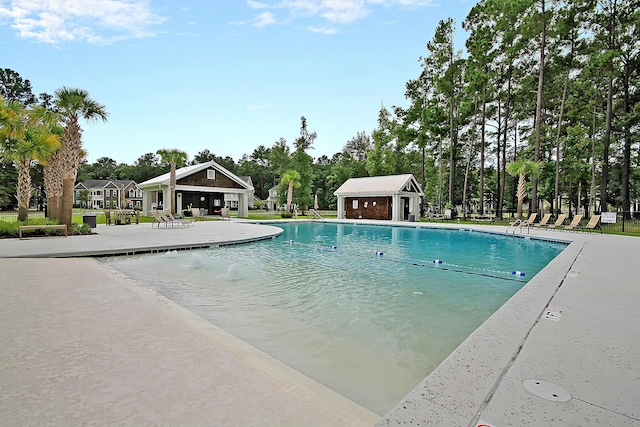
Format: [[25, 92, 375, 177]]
[[546, 213, 567, 230], [580, 215, 602, 233], [160, 211, 188, 228], [166, 211, 195, 227], [151, 210, 169, 228], [533, 213, 552, 227], [563, 214, 583, 231]]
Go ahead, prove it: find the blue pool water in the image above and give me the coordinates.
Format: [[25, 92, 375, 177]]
[[102, 222, 566, 415]]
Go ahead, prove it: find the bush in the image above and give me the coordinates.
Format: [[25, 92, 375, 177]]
[[72, 223, 93, 235], [0, 221, 20, 237], [280, 212, 293, 219]]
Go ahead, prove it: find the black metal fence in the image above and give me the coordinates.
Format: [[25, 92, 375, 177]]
[[598, 212, 640, 234]]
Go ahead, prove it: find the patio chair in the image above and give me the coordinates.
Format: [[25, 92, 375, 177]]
[[221, 208, 231, 221], [563, 214, 583, 231], [546, 213, 567, 230], [533, 213, 552, 227], [580, 215, 602, 233]]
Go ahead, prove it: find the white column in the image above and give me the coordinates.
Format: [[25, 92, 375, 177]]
[[392, 194, 401, 221], [337, 196, 345, 219], [238, 192, 249, 218], [411, 196, 421, 218], [142, 191, 150, 216]]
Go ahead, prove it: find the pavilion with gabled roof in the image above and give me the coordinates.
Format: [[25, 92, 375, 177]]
[[138, 160, 254, 217], [334, 174, 423, 221]]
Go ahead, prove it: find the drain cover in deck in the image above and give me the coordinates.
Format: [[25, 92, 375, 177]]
[[522, 379, 571, 402]]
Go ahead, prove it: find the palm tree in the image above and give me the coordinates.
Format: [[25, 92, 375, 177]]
[[44, 148, 64, 220], [281, 169, 301, 213], [506, 159, 542, 220], [156, 148, 188, 215], [0, 99, 60, 221], [54, 87, 108, 229]]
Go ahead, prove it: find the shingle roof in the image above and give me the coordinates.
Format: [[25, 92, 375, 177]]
[[334, 174, 424, 196], [75, 180, 137, 189], [137, 160, 253, 190]]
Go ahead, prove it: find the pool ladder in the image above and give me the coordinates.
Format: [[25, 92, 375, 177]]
[[506, 219, 531, 235], [309, 209, 323, 220]]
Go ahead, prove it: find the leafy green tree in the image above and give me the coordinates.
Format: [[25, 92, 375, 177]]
[[0, 69, 37, 106], [76, 189, 91, 208], [120, 152, 165, 183], [366, 105, 396, 177], [156, 148, 188, 215], [269, 137, 291, 187], [0, 159, 18, 209], [90, 157, 120, 180]]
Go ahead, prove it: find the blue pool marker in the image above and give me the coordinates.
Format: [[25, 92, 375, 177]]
[[331, 245, 338, 250], [376, 251, 384, 256], [512, 270, 526, 277], [289, 240, 295, 244], [433, 259, 443, 264]]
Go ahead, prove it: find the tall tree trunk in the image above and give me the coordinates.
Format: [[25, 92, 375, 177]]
[[621, 60, 632, 216], [60, 177, 76, 229], [448, 93, 456, 205], [44, 149, 63, 220], [480, 88, 487, 215], [601, 74, 613, 211], [600, 0, 617, 212], [532, 0, 546, 215], [16, 159, 30, 222], [463, 93, 479, 215], [438, 138, 443, 212], [516, 175, 525, 220], [59, 119, 82, 230], [500, 65, 513, 220], [554, 38, 574, 216]]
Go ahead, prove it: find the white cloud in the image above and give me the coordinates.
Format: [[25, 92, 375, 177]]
[[0, 0, 166, 44], [241, 0, 436, 32], [253, 11, 276, 27], [307, 26, 340, 35]]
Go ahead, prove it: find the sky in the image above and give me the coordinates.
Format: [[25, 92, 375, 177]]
[[1, 0, 477, 165]]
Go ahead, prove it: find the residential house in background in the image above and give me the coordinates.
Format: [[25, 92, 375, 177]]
[[74, 180, 143, 209], [266, 186, 282, 211], [224, 176, 255, 209]]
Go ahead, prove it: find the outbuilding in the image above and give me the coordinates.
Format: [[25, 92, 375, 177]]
[[334, 174, 423, 221], [138, 160, 254, 218]]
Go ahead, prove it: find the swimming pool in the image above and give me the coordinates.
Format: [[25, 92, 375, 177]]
[[101, 222, 566, 415]]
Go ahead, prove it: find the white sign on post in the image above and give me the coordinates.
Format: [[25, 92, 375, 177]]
[[601, 212, 617, 224]]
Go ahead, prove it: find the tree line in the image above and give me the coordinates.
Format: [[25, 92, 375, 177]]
[[2, 0, 639, 218]]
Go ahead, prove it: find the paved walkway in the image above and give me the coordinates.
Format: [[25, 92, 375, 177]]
[[1, 220, 639, 426]]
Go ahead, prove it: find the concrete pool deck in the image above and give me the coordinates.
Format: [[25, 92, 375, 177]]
[[0, 220, 638, 426]]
